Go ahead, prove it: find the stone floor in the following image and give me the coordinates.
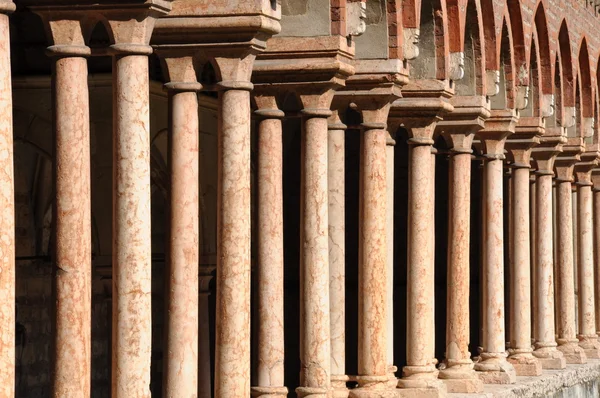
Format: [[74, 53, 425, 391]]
[[450, 360, 600, 397]]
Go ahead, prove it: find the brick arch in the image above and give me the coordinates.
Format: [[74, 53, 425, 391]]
[[527, 30, 543, 116], [445, 0, 461, 53], [407, 0, 450, 80], [506, 0, 527, 86], [480, 0, 497, 71], [534, 2, 552, 95], [558, 20, 574, 107], [492, 16, 516, 110], [454, 0, 486, 96], [577, 37, 593, 119]]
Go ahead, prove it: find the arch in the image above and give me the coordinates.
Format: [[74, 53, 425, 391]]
[[445, 0, 462, 53], [506, 0, 527, 86], [490, 16, 516, 110], [577, 37, 593, 119], [403, 0, 421, 29], [408, 0, 450, 80], [558, 20, 574, 108], [480, 0, 497, 71], [520, 31, 541, 117], [534, 2, 552, 95], [455, 0, 486, 96]]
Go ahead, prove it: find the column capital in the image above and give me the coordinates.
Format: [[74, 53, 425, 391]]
[[31, 13, 91, 56], [574, 147, 600, 185], [254, 93, 284, 119], [476, 109, 518, 158], [154, 49, 202, 90]]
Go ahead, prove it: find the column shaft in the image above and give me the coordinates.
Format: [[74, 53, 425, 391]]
[[577, 183, 600, 356], [441, 149, 483, 391], [475, 155, 516, 383], [532, 173, 565, 368], [253, 110, 286, 397], [509, 167, 531, 350], [198, 271, 214, 398], [385, 134, 395, 380], [164, 90, 200, 397], [399, 141, 440, 389], [298, 112, 331, 397], [328, 123, 347, 395], [52, 55, 92, 396], [112, 52, 153, 397], [0, 7, 15, 396], [357, 126, 387, 383], [215, 87, 252, 397], [483, 158, 506, 354], [556, 179, 585, 362]]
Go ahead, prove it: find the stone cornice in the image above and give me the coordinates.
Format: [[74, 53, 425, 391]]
[[435, 95, 490, 137], [252, 36, 355, 88]]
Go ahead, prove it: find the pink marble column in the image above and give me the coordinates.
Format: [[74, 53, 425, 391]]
[[532, 166, 566, 369], [0, 2, 16, 396], [198, 267, 215, 398], [50, 45, 92, 396], [575, 174, 600, 358], [352, 122, 389, 396], [474, 147, 517, 383], [251, 95, 287, 398], [327, 112, 348, 398], [507, 163, 542, 374], [164, 82, 201, 397], [555, 166, 586, 363], [214, 80, 254, 397], [439, 134, 483, 392], [398, 130, 445, 395], [593, 173, 600, 337], [385, 132, 396, 384], [111, 45, 153, 397], [297, 104, 332, 398]]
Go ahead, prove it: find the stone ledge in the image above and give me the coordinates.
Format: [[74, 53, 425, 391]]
[[450, 360, 600, 398]]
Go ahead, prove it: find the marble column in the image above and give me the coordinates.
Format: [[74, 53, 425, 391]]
[[593, 172, 600, 337], [163, 75, 202, 397], [111, 44, 154, 397], [575, 169, 600, 358], [297, 93, 333, 398], [198, 268, 215, 398], [555, 162, 586, 363], [507, 161, 542, 374], [50, 43, 92, 396], [475, 149, 517, 383], [439, 133, 484, 392], [251, 94, 287, 398], [385, 132, 396, 384], [214, 77, 254, 397], [352, 120, 390, 397], [327, 111, 348, 398], [531, 154, 566, 369], [397, 126, 445, 395], [0, 3, 14, 396]]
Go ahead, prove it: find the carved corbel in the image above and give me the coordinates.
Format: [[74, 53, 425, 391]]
[[486, 70, 500, 97], [402, 28, 420, 61], [516, 85, 530, 110], [347, 0, 367, 37], [449, 52, 465, 81], [541, 94, 555, 118]]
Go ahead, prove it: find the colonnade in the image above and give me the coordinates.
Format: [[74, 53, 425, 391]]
[[2, 2, 600, 398]]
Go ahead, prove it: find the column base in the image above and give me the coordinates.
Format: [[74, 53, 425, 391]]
[[332, 374, 349, 398], [557, 341, 588, 364], [578, 336, 600, 359], [387, 365, 398, 388], [474, 354, 517, 384], [251, 386, 288, 397], [507, 351, 543, 376], [397, 366, 447, 397], [532, 345, 567, 369], [438, 364, 484, 393], [296, 386, 329, 398]]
